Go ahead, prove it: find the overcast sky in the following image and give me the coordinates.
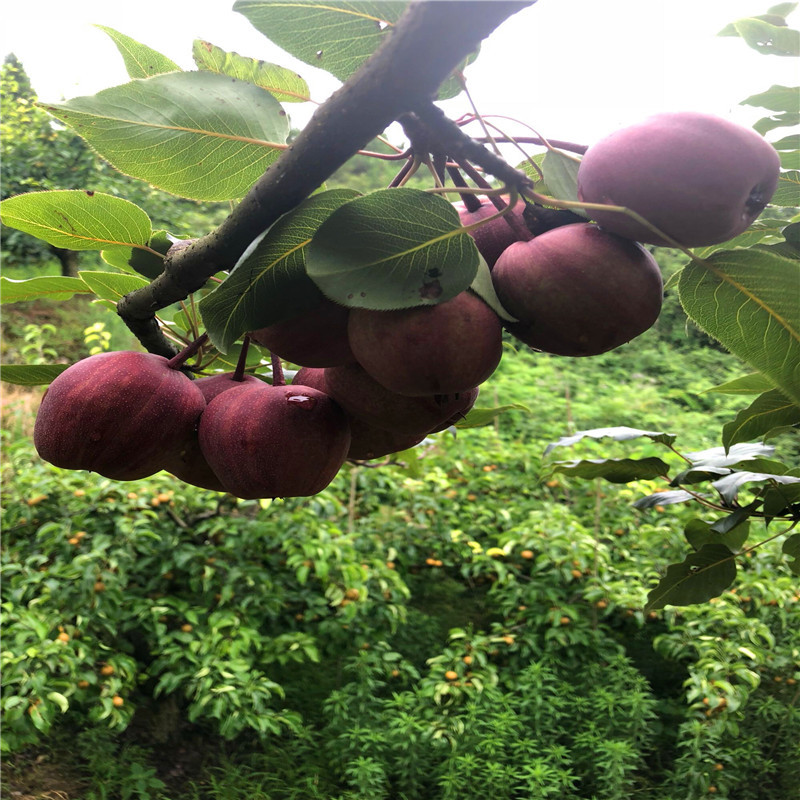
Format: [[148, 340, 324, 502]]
[[1, 0, 796, 147]]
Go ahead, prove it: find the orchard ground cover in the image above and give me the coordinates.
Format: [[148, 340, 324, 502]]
[[1, 1, 798, 797], [2, 293, 799, 799]]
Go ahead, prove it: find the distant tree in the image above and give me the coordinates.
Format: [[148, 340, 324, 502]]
[[1, 54, 228, 276], [1, 54, 98, 275]]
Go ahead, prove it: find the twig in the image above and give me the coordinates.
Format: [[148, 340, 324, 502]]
[[116, 1, 533, 356]]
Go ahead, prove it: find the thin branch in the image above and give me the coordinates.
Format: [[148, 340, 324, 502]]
[[116, 1, 533, 356]]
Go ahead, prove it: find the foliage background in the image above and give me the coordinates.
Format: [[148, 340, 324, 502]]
[[1, 4, 799, 800]]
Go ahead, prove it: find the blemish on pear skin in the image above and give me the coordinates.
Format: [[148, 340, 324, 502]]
[[419, 280, 442, 300]]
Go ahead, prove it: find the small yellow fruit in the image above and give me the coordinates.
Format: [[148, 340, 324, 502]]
[[560, 616, 571, 625], [444, 670, 458, 681], [112, 695, 124, 707], [74, 489, 86, 497], [100, 665, 114, 676], [180, 623, 193, 633], [27, 494, 49, 506], [77, 680, 90, 689], [462, 655, 473, 665], [386, 561, 395, 569], [344, 588, 360, 601], [68, 537, 80, 545], [57, 632, 70, 642], [520, 549, 534, 559]]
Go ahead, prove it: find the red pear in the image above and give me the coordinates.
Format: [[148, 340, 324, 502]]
[[33, 351, 206, 481], [162, 372, 264, 491], [304, 363, 478, 436], [577, 112, 781, 246], [198, 382, 351, 499], [454, 198, 527, 267], [293, 367, 433, 459], [492, 223, 663, 357], [249, 297, 354, 367], [348, 291, 502, 397]]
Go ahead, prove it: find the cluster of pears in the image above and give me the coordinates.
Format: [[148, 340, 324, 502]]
[[33, 112, 780, 499]]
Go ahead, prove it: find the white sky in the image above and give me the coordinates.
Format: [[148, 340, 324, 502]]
[[1, 0, 797, 149]]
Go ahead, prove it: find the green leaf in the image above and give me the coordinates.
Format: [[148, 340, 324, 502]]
[[457, 402, 531, 429], [192, 40, 311, 102], [754, 111, 800, 136], [0, 364, 69, 386], [469, 256, 516, 322], [78, 271, 150, 303], [767, 3, 798, 17], [645, 544, 737, 611], [763, 482, 800, 518], [46, 691, 70, 714], [720, 17, 800, 55], [102, 230, 178, 279], [436, 49, 480, 101], [782, 533, 800, 574], [41, 72, 290, 201], [771, 133, 800, 151], [705, 373, 776, 395], [0, 191, 152, 251], [692, 218, 790, 257], [550, 457, 671, 484], [723, 389, 800, 449], [200, 189, 359, 353], [306, 188, 480, 310], [770, 169, 800, 206], [542, 149, 583, 208], [95, 25, 181, 78], [779, 149, 800, 170], [544, 426, 677, 455], [742, 85, 800, 113], [233, 1, 407, 83], [0, 276, 92, 304], [673, 443, 778, 486], [684, 518, 750, 553], [678, 249, 800, 405], [712, 470, 800, 505], [633, 490, 696, 509], [515, 153, 548, 194]]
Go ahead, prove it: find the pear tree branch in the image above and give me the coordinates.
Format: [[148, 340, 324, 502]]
[[117, 0, 534, 356]]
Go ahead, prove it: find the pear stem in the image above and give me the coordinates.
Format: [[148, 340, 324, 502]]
[[271, 353, 285, 387], [458, 160, 533, 242], [447, 166, 482, 212], [232, 335, 251, 382], [166, 333, 209, 371]]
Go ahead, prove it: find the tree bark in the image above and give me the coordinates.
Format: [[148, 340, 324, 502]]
[[51, 246, 79, 278], [116, 0, 534, 356]]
